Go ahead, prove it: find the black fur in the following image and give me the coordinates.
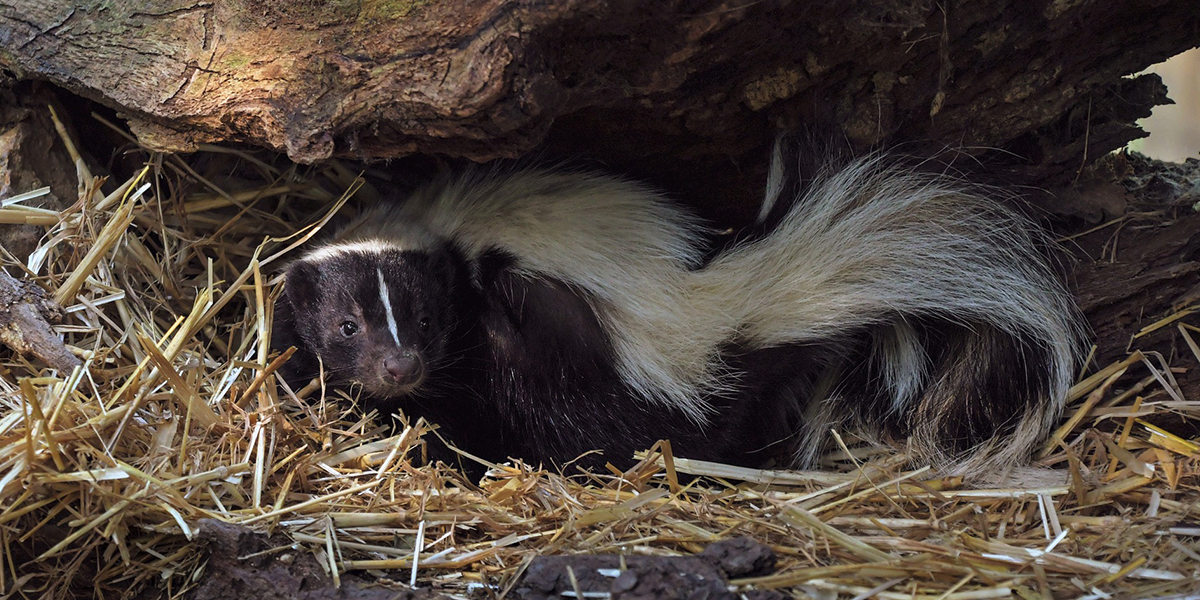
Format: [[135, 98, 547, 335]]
[[276, 244, 830, 471], [275, 239, 1065, 473], [806, 320, 1059, 461], [276, 245, 499, 455], [273, 155, 1079, 475]]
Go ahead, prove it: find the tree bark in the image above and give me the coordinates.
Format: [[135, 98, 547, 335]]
[[1, 1, 1196, 210], [1071, 154, 1200, 375], [0, 81, 77, 261]]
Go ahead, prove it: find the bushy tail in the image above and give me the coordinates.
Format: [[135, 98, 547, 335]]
[[696, 154, 1086, 474]]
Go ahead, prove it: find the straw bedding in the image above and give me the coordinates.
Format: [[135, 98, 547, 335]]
[[0, 112, 1197, 600]]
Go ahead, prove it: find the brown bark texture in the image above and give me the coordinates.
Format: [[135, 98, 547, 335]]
[[0, 81, 76, 260], [0, 83, 81, 374], [0, 267, 80, 372], [1070, 154, 1200, 373], [0, 1, 1196, 208]]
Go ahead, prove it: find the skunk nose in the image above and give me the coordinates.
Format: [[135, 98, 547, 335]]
[[383, 351, 422, 384]]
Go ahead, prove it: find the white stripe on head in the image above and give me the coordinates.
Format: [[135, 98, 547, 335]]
[[377, 268, 402, 346]]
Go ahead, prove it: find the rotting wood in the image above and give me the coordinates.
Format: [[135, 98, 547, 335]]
[[0, 1, 1196, 215], [0, 269, 80, 372]]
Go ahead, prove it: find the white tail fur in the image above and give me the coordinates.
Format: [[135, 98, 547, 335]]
[[696, 155, 1085, 472], [324, 154, 1084, 473]]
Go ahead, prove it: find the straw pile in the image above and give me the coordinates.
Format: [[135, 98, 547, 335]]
[[0, 111, 1197, 600]]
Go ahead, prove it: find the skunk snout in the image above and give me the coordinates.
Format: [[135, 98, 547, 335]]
[[382, 349, 424, 387]]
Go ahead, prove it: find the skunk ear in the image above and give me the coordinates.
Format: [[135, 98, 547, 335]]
[[273, 261, 320, 389], [472, 249, 516, 291], [428, 242, 468, 290], [282, 261, 321, 308], [270, 282, 299, 354]]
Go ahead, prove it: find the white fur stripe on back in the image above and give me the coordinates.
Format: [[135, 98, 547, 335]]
[[377, 268, 401, 346], [327, 160, 1083, 463], [305, 240, 404, 262]]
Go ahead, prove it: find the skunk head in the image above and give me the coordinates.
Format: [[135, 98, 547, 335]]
[[281, 241, 466, 397]]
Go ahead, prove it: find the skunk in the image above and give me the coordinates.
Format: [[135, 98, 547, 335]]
[[273, 150, 1085, 475]]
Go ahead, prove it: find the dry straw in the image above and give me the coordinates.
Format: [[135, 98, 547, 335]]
[[0, 111, 1196, 599]]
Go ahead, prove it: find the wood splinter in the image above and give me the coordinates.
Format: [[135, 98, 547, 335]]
[[0, 268, 81, 372]]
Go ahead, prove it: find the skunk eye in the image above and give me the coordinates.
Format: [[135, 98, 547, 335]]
[[339, 321, 359, 337], [418, 317, 430, 331]]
